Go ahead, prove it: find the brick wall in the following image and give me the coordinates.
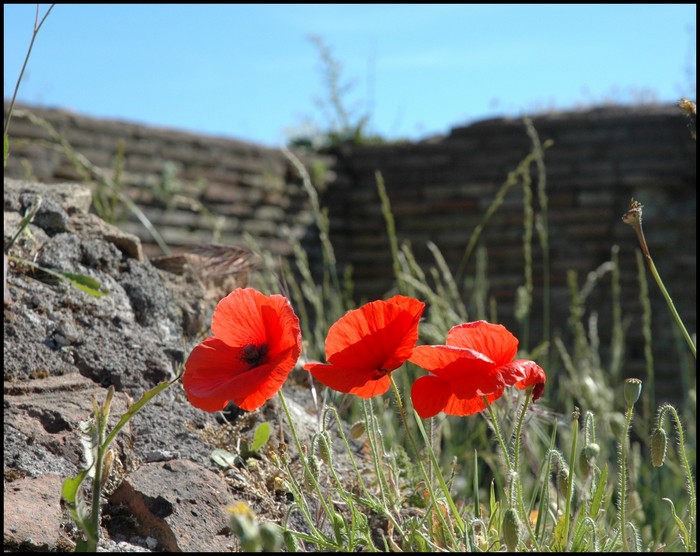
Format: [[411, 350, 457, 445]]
[[4, 102, 696, 403]]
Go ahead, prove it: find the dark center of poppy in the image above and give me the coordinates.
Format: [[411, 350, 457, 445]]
[[240, 343, 268, 368], [370, 368, 389, 380]]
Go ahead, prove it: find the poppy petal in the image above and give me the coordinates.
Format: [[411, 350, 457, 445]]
[[502, 359, 546, 400], [411, 375, 506, 419], [325, 296, 424, 371], [442, 389, 504, 417], [211, 288, 268, 347], [211, 289, 301, 358], [409, 345, 503, 398], [304, 362, 391, 398], [446, 321, 518, 366], [182, 338, 249, 411], [411, 375, 453, 419], [184, 338, 300, 412]]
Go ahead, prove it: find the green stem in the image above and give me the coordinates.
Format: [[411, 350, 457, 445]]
[[562, 409, 579, 550], [619, 405, 634, 552], [512, 389, 541, 550], [277, 389, 336, 527], [630, 217, 696, 359], [660, 404, 696, 550], [389, 376, 464, 545], [644, 254, 696, 358], [88, 435, 104, 552], [322, 407, 374, 503], [361, 399, 392, 510], [484, 398, 513, 472]]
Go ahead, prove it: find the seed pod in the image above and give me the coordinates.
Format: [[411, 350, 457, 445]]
[[624, 378, 643, 407]]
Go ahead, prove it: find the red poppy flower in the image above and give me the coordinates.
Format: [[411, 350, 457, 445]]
[[409, 321, 546, 418], [182, 288, 302, 412], [304, 295, 425, 398]]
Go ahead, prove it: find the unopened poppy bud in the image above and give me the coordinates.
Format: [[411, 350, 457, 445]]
[[303, 454, 319, 490], [317, 432, 333, 466], [502, 508, 521, 551], [331, 511, 348, 544], [624, 378, 642, 407], [549, 450, 564, 474], [609, 412, 626, 437], [283, 530, 300, 552], [259, 521, 283, 552], [579, 442, 600, 473], [651, 428, 668, 467], [556, 465, 572, 498], [350, 421, 366, 439], [227, 502, 259, 552]]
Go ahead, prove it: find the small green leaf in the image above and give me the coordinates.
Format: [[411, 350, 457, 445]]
[[61, 470, 94, 539], [250, 422, 271, 453], [59, 271, 108, 297], [589, 463, 608, 520], [211, 448, 237, 468], [7, 255, 108, 297], [662, 498, 690, 550], [551, 511, 568, 552], [4, 133, 8, 168]]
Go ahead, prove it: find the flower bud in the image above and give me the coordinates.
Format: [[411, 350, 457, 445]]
[[579, 442, 600, 474], [303, 454, 320, 490], [502, 508, 521, 552], [259, 521, 283, 552], [283, 530, 300, 552], [317, 431, 333, 467], [650, 428, 668, 467], [331, 511, 348, 545], [556, 465, 572, 499]]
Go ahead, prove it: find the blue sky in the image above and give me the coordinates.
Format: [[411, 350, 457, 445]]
[[4, 4, 696, 147]]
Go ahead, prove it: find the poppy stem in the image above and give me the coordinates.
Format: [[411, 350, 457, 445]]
[[361, 399, 394, 511], [276, 389, 336, 535], [322, 406, 408, 541], [483, 396, 513, 471], [512, 389, 541, 550], [389, 376, 465, 544], [623, 199, 696, 359]]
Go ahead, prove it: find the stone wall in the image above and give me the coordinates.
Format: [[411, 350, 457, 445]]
[[4, 102, 696, 403]]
